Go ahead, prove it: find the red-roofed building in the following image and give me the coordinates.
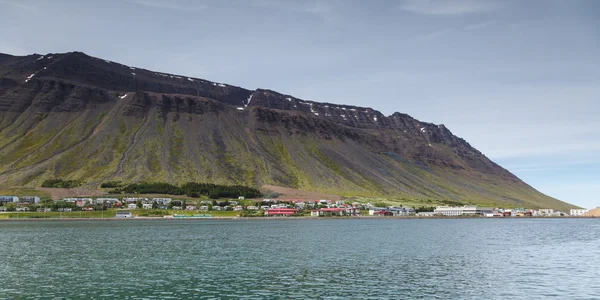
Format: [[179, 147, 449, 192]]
[[373, 210, 393, 216]]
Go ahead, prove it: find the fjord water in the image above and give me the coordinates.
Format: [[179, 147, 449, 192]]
[[1, 219, 599, 299]]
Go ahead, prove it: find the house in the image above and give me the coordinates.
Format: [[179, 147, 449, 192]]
[[115, 211, 132, 218], [246, 206, 258, 210], [16, 207, 30, 212], [142, 199, 154, 205], [373, 210, 393, 216], [417, 212, 436, 217], [212, 206, 222, 211], [142, 203, 153, 209], [95, 198, 120, 205], [570, 209, 588, 216], [61, 208, 73, 212], [238, 196, 245, 200], [0, 207, 6, 212], [434, 206, 493, 216], [75, 200, 86, 207], [127, 203, 138, 209], [186, 205, 197, 211], [19, 196, 40, 204], [264, 208, 298, 216], [0, 196, 18, 203], [152, 198, 172, 205], [230, 201, 238, 205], [122, 197, 148, 204], [63, 198, 93, 204], [83, 207, 94, 212], [260, 206, 270, 210], [200, 206, 209, 211], [315, 208, 345, 216], [233, 205, 243, 211], [171, 206, 182, 210]]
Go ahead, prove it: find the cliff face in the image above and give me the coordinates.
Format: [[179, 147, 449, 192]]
[[0, 51, 573, 209]]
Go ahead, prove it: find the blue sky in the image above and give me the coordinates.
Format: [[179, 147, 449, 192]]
[[1, 0, 598, 208]]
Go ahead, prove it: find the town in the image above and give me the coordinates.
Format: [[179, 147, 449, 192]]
[[0, 195, 594, 218]]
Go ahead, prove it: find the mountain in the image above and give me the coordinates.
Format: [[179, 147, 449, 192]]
[[0, 51, 574, 209]]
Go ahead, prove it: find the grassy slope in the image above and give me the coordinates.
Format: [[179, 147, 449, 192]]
[[0, 102, 575, 210]]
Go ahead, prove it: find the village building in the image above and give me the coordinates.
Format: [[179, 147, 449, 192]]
[[369, 207, 415, 216], [94, 198, 120, 205], [417, 212, 436, 217], [115, 211, 132, 218], [264, 208, 298, 216], [63, 198, 93, 203], [0, 196, 19, 203], [142, 203, 153, 209], [570, 209, 589, 216], [434, 205, 493, 216], [311, 207, 361, 217], [20, 196, 40, 204], [152, 198, 172, 205], [127, 203, 138, 209]]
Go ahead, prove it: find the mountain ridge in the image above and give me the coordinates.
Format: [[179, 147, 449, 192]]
[[0, 51, 575, 210]]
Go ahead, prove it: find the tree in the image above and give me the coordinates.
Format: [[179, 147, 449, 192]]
[[136, 200, 142, 209], [4, 202, 16, 212]]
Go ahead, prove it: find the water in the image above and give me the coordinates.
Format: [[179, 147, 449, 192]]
[[0, 219, 599, 299]]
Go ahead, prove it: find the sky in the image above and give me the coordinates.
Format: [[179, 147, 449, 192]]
[[1, 0, 599, 208]]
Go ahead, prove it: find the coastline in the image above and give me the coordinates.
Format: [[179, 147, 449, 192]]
[[0, 216, 596, 222]]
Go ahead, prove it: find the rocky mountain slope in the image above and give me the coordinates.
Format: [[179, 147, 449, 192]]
[[0, 52, 574, 209]]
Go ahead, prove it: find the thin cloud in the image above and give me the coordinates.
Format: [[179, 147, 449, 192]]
[[125, 0, 207, 11], [400, 0, 497, 16], [416, 28, 454, 41], [251, 0, 338, 22], [464, 20, 496, 30], [0, 0, 43, 13]]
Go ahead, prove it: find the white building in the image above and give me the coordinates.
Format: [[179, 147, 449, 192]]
[[153, 198, 172, 205], [142, 203, 153, 209], [94, 198, 120, 205], [115, 211, 132, 218], [434, 205, 493, 216], [0, 196, 18, 203], [570, 209, 589, 216], [63, 198, 93, 203], [20, 196, 40, 204]]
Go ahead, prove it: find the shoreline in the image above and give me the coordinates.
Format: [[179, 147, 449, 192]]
[[0, 216, 596, 222]]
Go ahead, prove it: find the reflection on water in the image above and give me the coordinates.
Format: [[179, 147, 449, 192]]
[[0, 219, 599, 299]]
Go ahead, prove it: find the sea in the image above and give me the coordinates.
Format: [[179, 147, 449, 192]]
[[0, 218, 599, 299]]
